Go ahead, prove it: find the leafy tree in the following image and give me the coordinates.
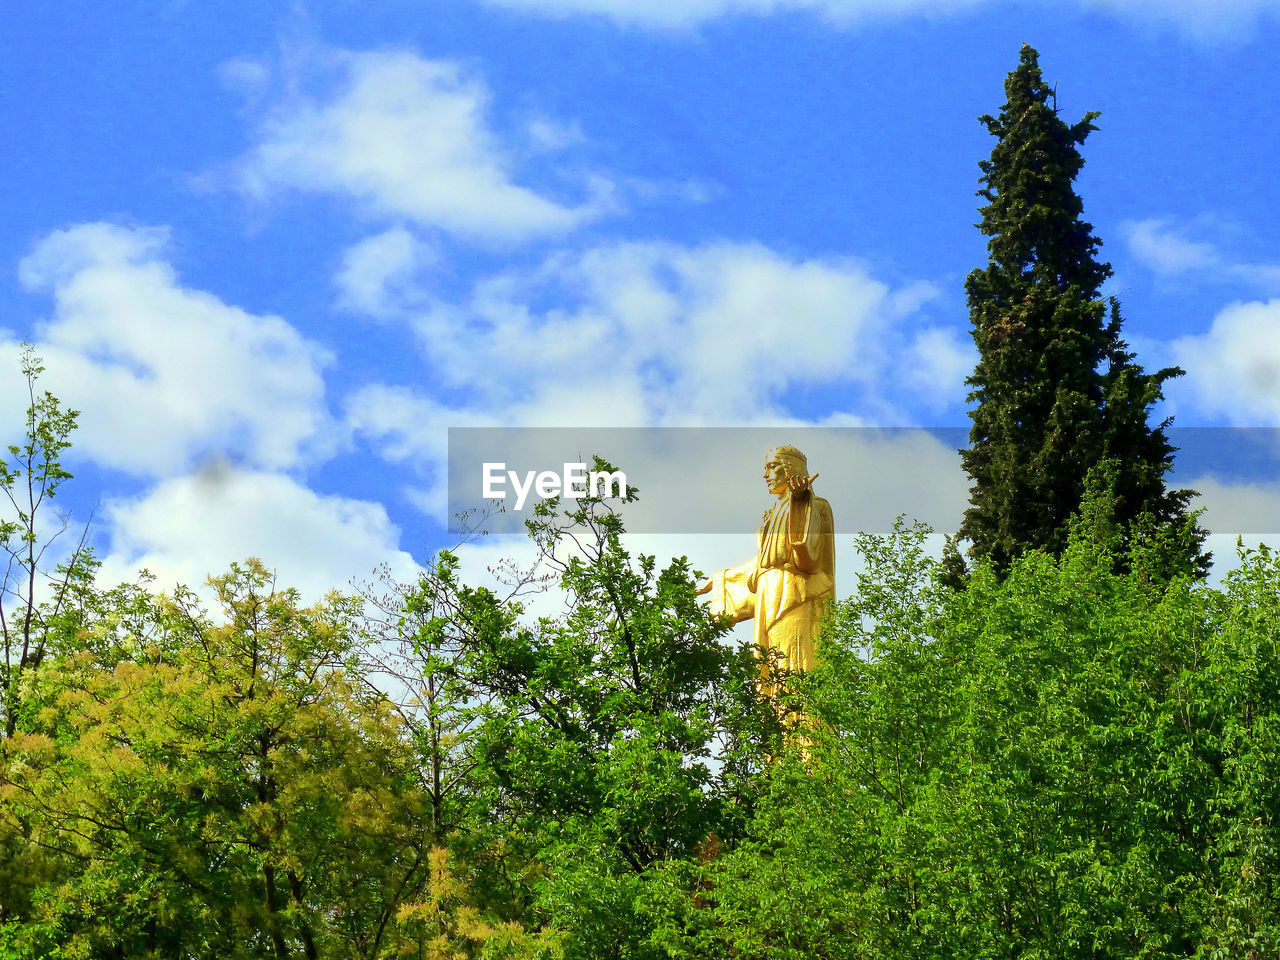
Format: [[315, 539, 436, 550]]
[[395, 847, 564, 959], [645, 520, 955, 960], [1, 561, 429, 959], [18, 337, 1280, 959], [955, 45, 1207, 578], [444, 467, 775, 959], [357, 552, 495, 851], [0, 346, 93, 739], [651, 485, 1280, 959]]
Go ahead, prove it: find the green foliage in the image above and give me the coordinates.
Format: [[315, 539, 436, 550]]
[[2, 561, 427, 959], [957, 45, 1207, 578], [442, 465, 775, 959], [395, 847, 564, 959], [357, 550, 495, 850], [0, 345, 92, 739], [5, 350, 1280, 958], [651, 489, 1280, 959]]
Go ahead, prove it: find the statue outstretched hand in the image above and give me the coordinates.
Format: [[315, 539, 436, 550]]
[[785, 471, 819, 501]]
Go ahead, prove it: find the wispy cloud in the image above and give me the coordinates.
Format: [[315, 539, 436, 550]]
[[335, 227, 440, 316], [229, 47, 615, 243], [470, 0, 1280, 37], [474, 0, 985, 30], [1124, 217, 1280, 291], [354, 240, 935, 425], [341, 239, 942, 518], [1083, 0, 1280, 42], [8, 222, 335, 477], [902, 326, 976, 409]]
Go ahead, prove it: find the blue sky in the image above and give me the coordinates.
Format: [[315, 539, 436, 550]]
[[3, 0, 1280, 596]]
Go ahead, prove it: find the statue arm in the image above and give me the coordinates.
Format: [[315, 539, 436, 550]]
[[703, 558, 758, 623], [789, 497, 832, 575]]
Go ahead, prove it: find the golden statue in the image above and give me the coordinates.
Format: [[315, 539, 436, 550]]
[[697, 446, 835, 693]]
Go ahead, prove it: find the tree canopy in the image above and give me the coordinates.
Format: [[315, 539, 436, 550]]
[[956, 45, 1207, 579]]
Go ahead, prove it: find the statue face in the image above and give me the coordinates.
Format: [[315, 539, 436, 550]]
[[763, 453, 789, 496]]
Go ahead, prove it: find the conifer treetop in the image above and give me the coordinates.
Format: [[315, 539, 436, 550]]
[[971, 44, 1111, 304]]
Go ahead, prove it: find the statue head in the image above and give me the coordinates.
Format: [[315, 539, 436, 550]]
[[763, 445, 808, 496]]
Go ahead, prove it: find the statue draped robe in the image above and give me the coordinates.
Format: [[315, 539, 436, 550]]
[[705, 492, 835, 686]]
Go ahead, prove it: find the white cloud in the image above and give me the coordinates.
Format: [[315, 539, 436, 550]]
[[1084, 0, 1280, 40], [446, 532, 766, 634], [902, 326, 975, 408], [1123, 218, 1220, 275], [406, 241, 927, 423], [217, 57, 272, 103], [336, 227, 439, 315], [1124, 217, 1280, 291], [98, 464, 420, 604], [622, 177, 720, 206], [476, 0, 987, 29], [12, 222, 333, 477], [343, 240, 941, 518], [1203, 534, 1280, 586], [527, 118, 585, 152], [1171, 299, 1280, 424], [343, 384, 505, 522], [344, 384, 464, 482], [234, 48, 611, 242], [451, 532, 772, 634], [450, 526, 954, 648], [472, 0, 1280, 34]]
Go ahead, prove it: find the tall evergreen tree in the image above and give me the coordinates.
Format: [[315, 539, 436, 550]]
[[955, 44, 1207, 577]]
